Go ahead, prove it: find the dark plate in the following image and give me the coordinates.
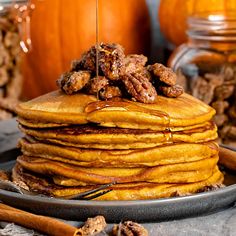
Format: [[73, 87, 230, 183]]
[[0, 149, 236, 223]]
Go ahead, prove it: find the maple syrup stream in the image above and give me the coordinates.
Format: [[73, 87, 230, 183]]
[[96, 0, 99, 80], [91, 0, 173, 143]]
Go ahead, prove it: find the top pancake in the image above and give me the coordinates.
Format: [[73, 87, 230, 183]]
[[16, 90, 215, 130]]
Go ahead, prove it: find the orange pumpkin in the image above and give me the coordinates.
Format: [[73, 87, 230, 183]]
[[22, 0, 150, 99], [159, 0, 236, 46]]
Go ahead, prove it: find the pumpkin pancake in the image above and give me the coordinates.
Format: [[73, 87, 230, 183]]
[[52, 168, 215, 186], [16, 90, 215, 130], [16, 155, 218, 184], [18, 122, 218, 150], [19, 138, 218, 167], [12, 163, 224, 200]]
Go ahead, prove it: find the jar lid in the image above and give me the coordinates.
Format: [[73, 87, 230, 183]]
[[187, 12, 236, 42]]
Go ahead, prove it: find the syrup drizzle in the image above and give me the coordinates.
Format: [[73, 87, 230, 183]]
[[90, 0, 173, 145], [85, 100, 170, 123], [95, 0, 99, 80]]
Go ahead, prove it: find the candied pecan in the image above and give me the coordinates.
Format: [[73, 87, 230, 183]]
[[99, 86, 122, 100], [4, 31, 19, 48], [98, 43, 125, 80], [192, 76, 215, 104], [213, 114, 228, 127], [227, 126, 236, 139], [139, 68, 152, 81], [159, 84, 184, 98], [215, 85, 235, 100], [148, 63, 177, 86], [87, 76, 109, 95], [220, 125, 232, 139], [124, 54, 147, 74], [211, 101, 229, 115], [112, 221, 148, 236], [0, 66, 8, 86], [122, 72, 157, 103], [73, 48, 97, 72], [77, 216, 106, 236], [70, 57, 85, 72], [57, 71, 91, 95], [221, 64, 236, 84], [229, 105, 236, 119], [0, 97, 18, 114]]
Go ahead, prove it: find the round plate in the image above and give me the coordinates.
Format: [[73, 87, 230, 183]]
[[0, 183, 236, 222]]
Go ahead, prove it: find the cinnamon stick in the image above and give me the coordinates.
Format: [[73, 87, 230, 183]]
[[219, 146, 236, 171], [0, 203, 80, 236]]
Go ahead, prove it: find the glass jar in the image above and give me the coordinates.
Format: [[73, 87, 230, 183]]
[[0, 0, 33, 119], [168, 13, 236, 146]]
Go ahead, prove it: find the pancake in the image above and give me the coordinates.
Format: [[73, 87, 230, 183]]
[[17, 117, 69, 128], [16, 155, 219, 184], [52, 168, 215, 186], [12, 163, 224, 200], [19, 138, 218, 167], [16, 90, 215, 130], [19, 122, 218, 150], [17, 117, 214, 132]]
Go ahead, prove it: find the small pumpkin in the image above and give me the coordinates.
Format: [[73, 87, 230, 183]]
[[159, 0, 236, 46], [22, 0, 151, 99]]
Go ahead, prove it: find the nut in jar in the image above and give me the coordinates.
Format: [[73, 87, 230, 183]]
[[0, 0, 34, 120], [169, 13, 236, 147]]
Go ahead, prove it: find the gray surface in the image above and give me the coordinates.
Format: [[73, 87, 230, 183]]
[[0, 118, 236, 235]]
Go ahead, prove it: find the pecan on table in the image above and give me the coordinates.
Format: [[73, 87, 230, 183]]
[[57, 71, 91, 95], [112, 221, 148, 236], [77, 215, 106, 236]]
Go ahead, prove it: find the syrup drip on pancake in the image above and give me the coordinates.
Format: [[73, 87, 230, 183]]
[[85, 99, 174, 143], [85, 100, 169, 122]]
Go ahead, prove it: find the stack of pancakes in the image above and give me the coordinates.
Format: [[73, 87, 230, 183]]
[[13, 90, 224, 200]]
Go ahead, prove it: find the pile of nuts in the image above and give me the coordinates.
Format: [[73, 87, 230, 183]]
[[57, 43, 184, 104], [0, 13, 21, 120]]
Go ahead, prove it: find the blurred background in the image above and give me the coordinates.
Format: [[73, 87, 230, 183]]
[[0, 0, 236, 145]]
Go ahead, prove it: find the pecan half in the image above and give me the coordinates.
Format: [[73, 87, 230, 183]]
[[159, 84, 184, 98], [98, 43, 125, 80], [122, 72, 157, 103], [112, 221, 148, 236], [148, 63, 177, 86]]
